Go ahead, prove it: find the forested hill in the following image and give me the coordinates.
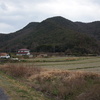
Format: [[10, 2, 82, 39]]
[[0, 16, 100, 55]]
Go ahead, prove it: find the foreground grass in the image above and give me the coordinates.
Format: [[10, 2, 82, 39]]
[[0, 64, 100, 100], [29, 70, 100, 100], [0, 71, 50, 100]]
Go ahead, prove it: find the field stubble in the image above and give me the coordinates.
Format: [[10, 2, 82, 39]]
[[29, 56, 100, 73]]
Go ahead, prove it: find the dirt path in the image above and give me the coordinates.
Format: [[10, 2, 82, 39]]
[[0, 88, 9, 100]]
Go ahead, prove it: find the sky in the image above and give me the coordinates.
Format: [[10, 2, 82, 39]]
[[0, 0, 100, 33]]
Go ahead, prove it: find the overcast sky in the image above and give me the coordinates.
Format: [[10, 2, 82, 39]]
[[0, 0, 100, 33]]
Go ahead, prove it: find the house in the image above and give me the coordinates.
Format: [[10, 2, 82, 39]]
[[0, 53, 10, 59], [16, 49, 30, 56]]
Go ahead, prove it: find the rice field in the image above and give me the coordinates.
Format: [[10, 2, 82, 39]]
[[1, 56, 100, 74], [25, 56, 100, 74]]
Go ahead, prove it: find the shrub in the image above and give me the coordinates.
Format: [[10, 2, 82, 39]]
[[0, 64, 100, 100], [29, 71, 100, 100], [0, 64, 42, 78], [77, 84, 100, 100]]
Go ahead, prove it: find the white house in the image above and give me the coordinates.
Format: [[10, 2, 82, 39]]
[[0, 53, 10, 59], [16, 49, 30, 56]]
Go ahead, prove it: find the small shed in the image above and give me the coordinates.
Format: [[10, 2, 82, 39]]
[[0, 53, 10, 59]]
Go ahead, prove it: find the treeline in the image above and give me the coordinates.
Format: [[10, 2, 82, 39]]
[[32, 44, 99, 55]]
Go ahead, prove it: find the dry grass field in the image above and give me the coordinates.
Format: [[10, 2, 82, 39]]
[[23, 56, 100, 73], [0, 56, 100, 100]]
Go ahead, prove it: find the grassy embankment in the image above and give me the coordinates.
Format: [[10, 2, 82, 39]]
[[0, 66, 50, 100], [0, 57, 100, 100]]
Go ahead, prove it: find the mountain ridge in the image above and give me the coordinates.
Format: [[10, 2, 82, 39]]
[[0, 16, 100, 55]]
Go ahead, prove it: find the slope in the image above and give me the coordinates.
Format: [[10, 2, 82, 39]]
[[0, 71, 50, 100], [75, 21, 100, 40], [0, 22, 39, 52], [24, 16, 100, 54], [0, 16, 100, 54]]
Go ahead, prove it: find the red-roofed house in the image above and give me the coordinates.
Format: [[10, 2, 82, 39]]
[[17, 49, 30, 56]]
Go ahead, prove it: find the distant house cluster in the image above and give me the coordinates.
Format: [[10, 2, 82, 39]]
[[16, 49, 30, 56], [0, 48, 31, 59]]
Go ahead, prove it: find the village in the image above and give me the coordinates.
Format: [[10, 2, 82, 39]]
[[0, 48, 31, 62], [0, 48, 67, 60], [0, 48, 56, 63], [0, 48, 31, 57]]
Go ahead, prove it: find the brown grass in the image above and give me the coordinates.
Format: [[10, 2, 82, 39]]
[[0, 64, 42, 78], [0, 64, 100, 100], [77, 84, 100, 100], [29, 70, 100, 100]]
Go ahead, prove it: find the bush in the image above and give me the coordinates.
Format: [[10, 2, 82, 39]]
[[29, 71, 100, 100], [0, 64, 42, 78], [0, 64, 100, 100], [77, 84, 100, 100]]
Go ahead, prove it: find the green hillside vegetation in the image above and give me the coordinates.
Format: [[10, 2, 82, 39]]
[[76, 21, 100, 40], [0, 16, 100, 55]]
